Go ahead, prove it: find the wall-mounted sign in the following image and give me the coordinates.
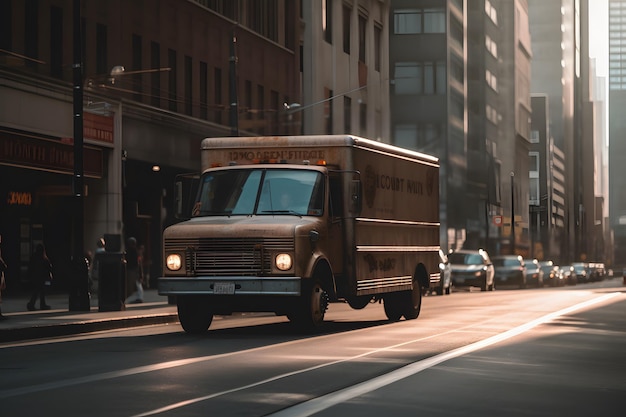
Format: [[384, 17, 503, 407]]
[[0, 129, 103, 178], [6, 191, 33, 206]]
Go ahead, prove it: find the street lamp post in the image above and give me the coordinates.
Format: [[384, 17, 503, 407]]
[[69, 0, 90, 311], [511, 172, 516, 255]]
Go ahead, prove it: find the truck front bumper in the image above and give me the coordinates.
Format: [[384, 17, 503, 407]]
[[158, 276, 302, 296]]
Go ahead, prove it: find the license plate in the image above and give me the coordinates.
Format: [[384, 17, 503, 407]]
[[214, 282, 235, 295]]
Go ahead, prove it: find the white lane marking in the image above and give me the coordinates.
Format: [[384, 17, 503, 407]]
[[132, 292, 620, 417], [267, 292, 620, 417], [0, 314, 468, 399]]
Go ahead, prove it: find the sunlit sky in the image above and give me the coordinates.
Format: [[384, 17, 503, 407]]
[[589, 0, 608, 77]]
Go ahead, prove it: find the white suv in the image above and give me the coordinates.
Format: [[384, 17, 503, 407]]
[[448, 249, 496, 291]]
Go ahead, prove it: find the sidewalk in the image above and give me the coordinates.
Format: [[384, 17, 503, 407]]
[[0, 288, 178, 343]]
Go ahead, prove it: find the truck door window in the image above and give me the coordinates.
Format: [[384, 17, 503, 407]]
[[257, 170, 324, 216], [193, 170, 261, 216]]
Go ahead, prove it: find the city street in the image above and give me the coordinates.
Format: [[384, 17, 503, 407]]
[[1, 279, 624, 416]]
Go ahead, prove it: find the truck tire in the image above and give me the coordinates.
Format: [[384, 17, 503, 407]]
[[383, 293, 403, 321], [347, 295, 371, 309], [177, 296, 213, 334], [402, 281, 422, 320], [288, 279, 329, 330]]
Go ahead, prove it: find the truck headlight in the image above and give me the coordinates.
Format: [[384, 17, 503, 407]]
[[275, 253, 293, 271], [166, 254, 182, 271]]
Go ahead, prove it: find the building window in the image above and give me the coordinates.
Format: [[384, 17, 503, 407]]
[[394, 9, 421, 34], [150, 42, 160, 107], [358, 14, 366, 63], [343, 5, 351, 54], [394, 8, 445, 34], [168, 49, 177, 112], [50, 6, 63, 79], [184, 55, 192, 116], [25, 0, 38, 70], [257, 84, 265, 133], [424, 8, 445, 33], [485, 0, 498, 25], [96, 23, 108, 75], [360, 102, 367, 136], [214, 67, 222, 124], [529, 178, 540, 206], [394, 61, 445, 95], [394, 124, 418, 149], [323, 0, 332, 44], [530, 130, 540, 143], [374, 24, 382, 72], [394, 62, 422, 94], [244, 80, 252, 120], [344, 96, 352, 134], [132, 34, 142, 101], [486, 69, 498, 91], [200, 61, 208, 120], [485, 35, 498, 58], [325, 88, 334, 134]]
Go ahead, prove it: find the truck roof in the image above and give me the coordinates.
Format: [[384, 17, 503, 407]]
[[201, 135, 439, 166]]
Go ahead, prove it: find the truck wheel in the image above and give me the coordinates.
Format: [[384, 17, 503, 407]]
[[177, 296, 213, 334], [289, 279, 329, 330], [402, 281, 422, 320], [383, 293, 403, 321], [347, 295, 371, 309]]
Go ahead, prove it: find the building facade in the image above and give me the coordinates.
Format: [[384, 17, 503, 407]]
[[0, 0, 301, 289], [608, 0, 626, 267], [388, 0, 467, 251], [299, 0, 390, 140]]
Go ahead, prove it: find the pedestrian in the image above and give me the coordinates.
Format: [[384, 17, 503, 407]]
[[90, 237, 106, 289], [125, 237, 144, 304], [27, 243, 53, 311], [0, 234, 8, 320]]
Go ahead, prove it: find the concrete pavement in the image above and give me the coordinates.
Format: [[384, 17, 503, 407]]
[[0, 288, 178, 343]]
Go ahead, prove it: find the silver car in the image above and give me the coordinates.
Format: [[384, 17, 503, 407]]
[[448, 249, 495, 292]]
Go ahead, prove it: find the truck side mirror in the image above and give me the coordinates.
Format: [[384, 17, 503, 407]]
[[349, 179, 362, 216]]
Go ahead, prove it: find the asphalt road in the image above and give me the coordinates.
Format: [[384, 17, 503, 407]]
[[1, 279, 624, 417]]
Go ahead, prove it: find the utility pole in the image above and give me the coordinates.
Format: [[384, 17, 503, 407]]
[[69, 0, 90, 311], [511, 172, 516, 255], [229, 27, 239, 137]]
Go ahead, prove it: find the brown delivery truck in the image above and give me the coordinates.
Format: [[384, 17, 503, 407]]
[[158, 135, 440, 333]]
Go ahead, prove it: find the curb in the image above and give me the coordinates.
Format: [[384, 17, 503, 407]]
[[0, 313, 179, 343]]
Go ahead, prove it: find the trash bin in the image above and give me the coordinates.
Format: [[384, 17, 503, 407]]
[[98, 252, 127, 312]]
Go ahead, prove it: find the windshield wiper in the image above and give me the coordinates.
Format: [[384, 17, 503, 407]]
[[260, 210, 302, 216]]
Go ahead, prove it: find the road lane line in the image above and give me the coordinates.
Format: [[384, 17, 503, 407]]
[[267, 292, 620, 417], [131, 292, 619, 417]]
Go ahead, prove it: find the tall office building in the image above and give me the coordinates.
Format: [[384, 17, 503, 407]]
[[529, 0, 579, 262], [608, 0, 626, 265], [389, 0, 466, 251]]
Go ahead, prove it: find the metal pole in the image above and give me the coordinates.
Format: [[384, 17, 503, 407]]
[[69, 0, 90, 311], [511, 172, 515, 255], [229, 27, 239, 136]]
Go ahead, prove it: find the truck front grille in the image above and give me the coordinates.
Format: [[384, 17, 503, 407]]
[[165, 237, 294, 276]]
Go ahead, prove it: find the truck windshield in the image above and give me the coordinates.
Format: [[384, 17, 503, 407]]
[[192, 168, 325, 217]]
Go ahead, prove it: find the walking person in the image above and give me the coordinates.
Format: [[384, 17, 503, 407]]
[[0, 234, 8, 320], [27, 243, 53, 311], [125, 237, 144, 304]]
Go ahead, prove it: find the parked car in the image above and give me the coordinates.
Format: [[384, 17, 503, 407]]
[[523, 258, 544, 287], [538, 260, 562, 287], [588, 262, 606, 282], [559, 265, 577, 286], [492, 255, 527, 289], [435, 249, 452, 295], [571, 262, 589, 283], [448, 249, 495, 291]]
